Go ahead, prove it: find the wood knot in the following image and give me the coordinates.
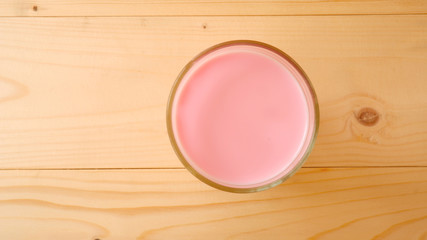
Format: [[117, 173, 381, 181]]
[[356, 108, 379, 126], [32, 5, 38, 11], [202, 23, 207, 29]]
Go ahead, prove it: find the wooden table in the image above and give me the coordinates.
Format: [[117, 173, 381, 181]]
[[0, 1, 426, 239]]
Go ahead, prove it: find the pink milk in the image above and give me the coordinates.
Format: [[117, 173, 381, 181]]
[[169, 42, 318, 191]]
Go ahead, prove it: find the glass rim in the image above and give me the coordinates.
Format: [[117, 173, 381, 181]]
[[166, 40, 319, 193]]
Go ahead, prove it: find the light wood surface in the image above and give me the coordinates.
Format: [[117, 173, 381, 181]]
[[0, 168, 426, 240], [1, 16, 426, 168], [1, 0, 426, 16], [0, 1, 426, 239]]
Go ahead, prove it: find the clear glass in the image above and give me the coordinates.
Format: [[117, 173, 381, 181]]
[[166, 40, 319, 193]]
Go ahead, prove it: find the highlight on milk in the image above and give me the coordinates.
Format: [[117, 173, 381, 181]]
[[167, 41, 319, 193]]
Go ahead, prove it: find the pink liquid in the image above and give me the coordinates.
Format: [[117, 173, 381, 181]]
[[171, 44, 315, 188]]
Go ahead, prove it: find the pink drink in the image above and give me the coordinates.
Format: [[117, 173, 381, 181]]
[[168, 41, 318, 192]]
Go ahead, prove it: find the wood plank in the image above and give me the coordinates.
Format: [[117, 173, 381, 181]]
[[0, 16, 426, 169], [0, 0, 426, 17], [0, 168, 426, 239]]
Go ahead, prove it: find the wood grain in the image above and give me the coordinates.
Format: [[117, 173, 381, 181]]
[[1, 0, 425, 239], [0, 16, 426, 169], [0, 0, 426, 17], [0, 168, 425, 239]]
